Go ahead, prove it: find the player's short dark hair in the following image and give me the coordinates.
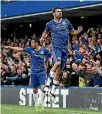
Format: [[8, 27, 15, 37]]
[[31, 37, 40, 45], [52, 6, 62, 13]]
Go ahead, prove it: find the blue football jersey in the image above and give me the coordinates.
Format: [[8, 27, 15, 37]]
[[45, 18, 74, 51], [24, 47, 51, 73]]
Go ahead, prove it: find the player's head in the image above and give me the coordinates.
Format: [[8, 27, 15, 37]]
[[52, 7, 62, 19], [31, 37, 40, 48]]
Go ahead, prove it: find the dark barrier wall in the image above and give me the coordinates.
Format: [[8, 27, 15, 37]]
[[1, 87, 102, 110], [1, 1, 100, 18]]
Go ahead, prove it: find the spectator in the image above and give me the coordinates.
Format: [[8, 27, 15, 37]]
[[1, 24, 102, 87], [89, 67, 102, 87], [59, 70, 71, 87], [71, 63, 79, 86], [6, 68, 26, 85]]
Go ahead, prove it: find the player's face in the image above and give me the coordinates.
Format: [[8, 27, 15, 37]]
[[53, 9, 62, 18], [31, 40, 36, 48]]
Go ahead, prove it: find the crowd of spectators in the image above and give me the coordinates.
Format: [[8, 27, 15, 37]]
[[1, 25, 102, 87]]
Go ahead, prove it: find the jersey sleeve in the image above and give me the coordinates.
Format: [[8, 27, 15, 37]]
[[67, 19, 74, 31], [45, 22, 50, 33], [44, 48, 51, 58], [23, 47, 31, 54]]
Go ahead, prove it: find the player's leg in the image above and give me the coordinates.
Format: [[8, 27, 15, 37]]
[[56, 52, 68, 84], [45, 48, 62, 88], [47, 67, 62, 103], [49, 52, 68, 103], [38, 86, 45, 111], [51, 67, 62, 94], [45, 61, 60, 90], [33, 88, 39, 107], [29, 73, 39, 107], [38, 71, 47, 111]]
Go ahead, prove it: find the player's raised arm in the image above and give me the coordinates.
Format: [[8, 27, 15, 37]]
[[5, 46, 23, 51], [70, 26, 83, 36], [41, 31, 49, 39], [40, 31, 49, 44], [41, 22, 50, 42]]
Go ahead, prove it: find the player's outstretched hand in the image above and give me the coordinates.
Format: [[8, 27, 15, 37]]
[[78, 26, 83, 33]]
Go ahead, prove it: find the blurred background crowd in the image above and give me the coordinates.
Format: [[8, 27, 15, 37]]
[[1, 24, 102, 87]]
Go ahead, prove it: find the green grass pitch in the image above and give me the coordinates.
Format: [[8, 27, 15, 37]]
[[1, 104, 102, 114]]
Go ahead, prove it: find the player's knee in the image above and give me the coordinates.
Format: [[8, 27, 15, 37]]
[[33, 88, 38, 94]]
